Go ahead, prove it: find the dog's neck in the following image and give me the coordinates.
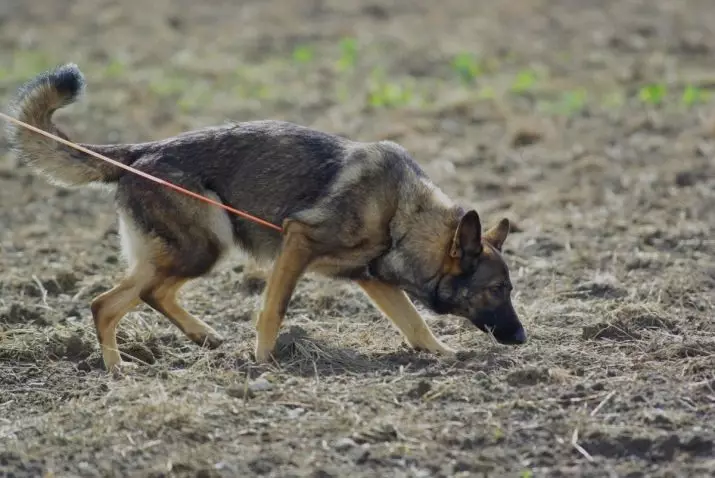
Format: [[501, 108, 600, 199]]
[[368, 181, 462, 303]]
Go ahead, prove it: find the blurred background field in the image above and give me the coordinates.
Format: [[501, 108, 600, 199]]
[[1, 1, 714, 477]]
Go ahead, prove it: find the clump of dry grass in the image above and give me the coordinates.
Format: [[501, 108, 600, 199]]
[[581, 303, 679, 341], [0, 324, 94, 363], [274, 325, 382, 376]]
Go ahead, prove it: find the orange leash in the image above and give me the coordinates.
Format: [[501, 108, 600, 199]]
[[0, 112, 284, 233]]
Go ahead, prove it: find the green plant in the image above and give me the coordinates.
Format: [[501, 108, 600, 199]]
[[336, 37, 358, 71], [638, 83, 667, 105], [548, 88, 588, 115], [681, 85, 710, 107], [367, 68, 414, 108], [103, 59, 127, 79], [492, 426, 505, 441], [451, 52, 483, 84], [292, 45, 314, 64], [511, 69, 539, 94]]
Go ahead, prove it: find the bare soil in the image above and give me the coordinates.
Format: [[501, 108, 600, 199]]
[[1, 1, 714, 477]]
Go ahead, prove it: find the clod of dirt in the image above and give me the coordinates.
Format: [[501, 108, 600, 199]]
[[311, 469, 335, 478], [239, 273, 266, 295], [583, 431, 713, 461], [506, 366, 571, 387], [275, 325, 310, 349], [48, 330, 94, 361], [406, 380, 432, 399], [510, 127, 544, 148], [677, 33, 710, 55], [227, 385, 256, 400], [121, 342, 156, 365], [353, 424, 399, 444], [674, 170, 699, 187], [23, 271, 80, 297], [0, 303, 50, 326], [362, 4, 389, 20], [76, 355, 104, 372], [583, 431, 654, 459], [644, 410, 676, 430], [166, 15, 184, 30]]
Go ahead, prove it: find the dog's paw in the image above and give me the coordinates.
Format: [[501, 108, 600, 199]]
[[107, 360, 139, 377], [409, 337, 456, 358], [433, 343, 458, 360], [253, 345, 275, 364], [190, 329, 225, 349]]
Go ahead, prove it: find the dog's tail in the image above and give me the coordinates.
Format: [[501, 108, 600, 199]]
[[5, 63, 138, 187]]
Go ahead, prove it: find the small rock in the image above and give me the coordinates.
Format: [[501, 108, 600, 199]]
[[226, 386, 255, 400], [287, 407, 305, 419], [249, 377, 273, 392], [674, 170, 700, 187], [333, 437, 357, 451]]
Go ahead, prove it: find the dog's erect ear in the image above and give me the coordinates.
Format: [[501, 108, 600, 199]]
[[450, 210, 482, 258], [484, 218, 510, 251]]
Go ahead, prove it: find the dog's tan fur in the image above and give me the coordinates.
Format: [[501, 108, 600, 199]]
[[6, 64, 526, 372]]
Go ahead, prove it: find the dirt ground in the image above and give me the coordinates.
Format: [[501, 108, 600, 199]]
[[1, 0, 714, 476]]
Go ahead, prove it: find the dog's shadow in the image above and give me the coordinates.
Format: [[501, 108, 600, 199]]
[[78, 325, 515, 379], [255, 325, 509, 378]]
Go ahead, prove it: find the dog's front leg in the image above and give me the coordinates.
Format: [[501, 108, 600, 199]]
[[357, 280, 456, 357], [254, 222, 315, 363]]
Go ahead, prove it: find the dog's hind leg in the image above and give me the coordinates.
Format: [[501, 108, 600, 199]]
[[139, 276, 223, 349], [357, 280, 456, 357], [95, 166, 234, 371], [91, 273, 145, 373]]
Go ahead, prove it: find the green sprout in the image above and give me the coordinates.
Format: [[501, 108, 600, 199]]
[[451, 52, 483, 84], [681, 85, 710, 107], [336, 37, 358, 71], [638, 83, 667, 105], [103, 59, 127, 79], [367, 68, 414, 108], [553, 88, 588, 115], [292, 45, 314, 64], [511, 69, 539, 94]]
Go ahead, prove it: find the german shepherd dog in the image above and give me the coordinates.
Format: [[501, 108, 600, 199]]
[[6, 64, 526, 372]]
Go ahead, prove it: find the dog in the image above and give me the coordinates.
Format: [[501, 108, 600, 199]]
[[5, 64, 526, 372]]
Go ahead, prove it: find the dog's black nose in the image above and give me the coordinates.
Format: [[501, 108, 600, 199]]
[[495, 325, 527, 345]]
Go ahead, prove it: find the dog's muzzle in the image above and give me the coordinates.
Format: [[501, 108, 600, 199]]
[[471, 302, 527, 345]]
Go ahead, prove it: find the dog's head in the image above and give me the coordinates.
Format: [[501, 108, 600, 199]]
[[428, 210, 525, 345]]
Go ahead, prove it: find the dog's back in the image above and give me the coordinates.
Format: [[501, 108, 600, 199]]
[[5, 64, 430, 270]]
